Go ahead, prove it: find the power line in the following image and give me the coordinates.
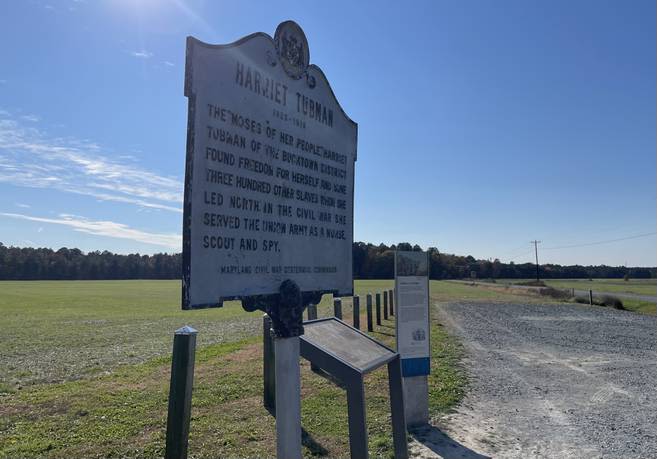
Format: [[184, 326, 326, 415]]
[[543, 232, 656, 251], [531, 240, 541, 281]]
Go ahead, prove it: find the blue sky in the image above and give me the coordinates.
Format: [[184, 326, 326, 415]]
[[0, 0, 654, 266]]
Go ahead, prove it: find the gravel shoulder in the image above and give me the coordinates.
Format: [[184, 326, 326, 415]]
[[431, 301, 657, 459]]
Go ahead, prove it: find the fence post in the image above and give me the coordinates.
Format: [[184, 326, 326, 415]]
[[352, 295, 360, 330], [306, 305, 320, 372], [366, 293, 373, 332], [307, 304, 318, 321], [263, 315, 276, 414], [165, 326, 198, 459], [389, 289, 394, 316], [334, 297, 342, 319], [375, 293, 382, 326], [383, 290, 389, 320], [589, 289, 593, 305]]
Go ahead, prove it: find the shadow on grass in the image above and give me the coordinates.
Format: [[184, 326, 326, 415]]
[[265, 394, 330, 456], [410, 423, 490, 459], [302, 427, 329, 456], [375, 330, 396, 337]]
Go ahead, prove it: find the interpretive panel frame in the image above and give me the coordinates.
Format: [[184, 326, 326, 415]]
[[299, 318, 408, 459]]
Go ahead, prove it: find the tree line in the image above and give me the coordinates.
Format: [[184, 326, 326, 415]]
[[0, 242, 654, 280]]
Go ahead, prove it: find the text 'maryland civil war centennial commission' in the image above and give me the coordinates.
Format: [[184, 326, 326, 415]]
[[182, 21, 357, 309]]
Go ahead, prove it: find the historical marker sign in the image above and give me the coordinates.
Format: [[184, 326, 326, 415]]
[[394, 251, 430, 376], [182, 21, 357, 309]]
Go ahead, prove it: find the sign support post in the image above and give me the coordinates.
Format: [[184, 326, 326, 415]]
[[394, 251, 431, 428], [263, 314, 276, 414], [274, 335, 302, 458]]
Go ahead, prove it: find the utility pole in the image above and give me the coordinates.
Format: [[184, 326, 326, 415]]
[[531, 240, 541, 281]]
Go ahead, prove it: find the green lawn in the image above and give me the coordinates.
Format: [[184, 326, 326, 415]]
[[1, 278, 643, 458], [0, 279, 472, 458]]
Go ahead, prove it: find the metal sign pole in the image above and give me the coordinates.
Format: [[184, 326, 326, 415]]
[[256, 279, 319, 459], [274, 336, 302, 459]]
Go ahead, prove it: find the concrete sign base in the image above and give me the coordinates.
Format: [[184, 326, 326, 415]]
[[403, 375, 429, 428]]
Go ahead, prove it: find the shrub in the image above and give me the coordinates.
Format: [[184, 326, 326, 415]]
[[598, 295, 625, 310], [574, 294, 625, 310]]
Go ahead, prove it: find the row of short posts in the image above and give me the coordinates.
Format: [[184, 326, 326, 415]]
[[329, 288, 395, 332]]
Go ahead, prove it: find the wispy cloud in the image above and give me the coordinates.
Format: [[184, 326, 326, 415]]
[[131, 50, 153, 59], [15, 203, 31, 208], [163, 61, 175, 67], [20, 114, 40, 122], [0, 111, 183, 212], [0, 212, 181, 249]]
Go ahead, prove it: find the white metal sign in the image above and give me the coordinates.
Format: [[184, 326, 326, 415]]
[[182, 22, 357, 309], [394, 251, 430, 376]]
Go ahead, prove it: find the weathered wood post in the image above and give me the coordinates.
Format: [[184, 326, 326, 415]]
[[263, 314, 275, 414], [389, 289, 394, 316], [307, 304, 318, 321], [366, 293, 373, 332], [165, 326, 197, 459], [375, 293, 382, 326], [589, 289, 593, 305], [352, 295, 360, 330], [307, 305, 320, 372], [334, 297, 342, 319], [383, 290, 389, 320]]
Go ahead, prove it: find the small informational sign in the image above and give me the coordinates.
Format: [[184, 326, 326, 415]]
[[394, 251, 430, 377], [182, 21, 357, 309]]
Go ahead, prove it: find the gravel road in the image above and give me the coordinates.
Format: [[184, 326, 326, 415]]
[[414, 302, 656, 459]]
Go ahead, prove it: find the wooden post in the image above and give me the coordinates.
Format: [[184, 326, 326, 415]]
[[334, 297, 342, 319], [263, 315, 276, 414], [366, 293, 373, 332], [352, 295, 360, 330], [389, 289, 394, 316], [307, 304, 318, 321], [383, 290, 389, 320], [165, 326, 197, 459], [307, 305, 320, 372], [589, 289, 593, 305], [375, 293, 381, 326]]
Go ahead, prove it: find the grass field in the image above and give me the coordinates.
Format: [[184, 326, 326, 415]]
[[490, 278, 656, 314], [0, 279, 628, 458], [544, 278, 656, 296], [495, 278, 657, 296]]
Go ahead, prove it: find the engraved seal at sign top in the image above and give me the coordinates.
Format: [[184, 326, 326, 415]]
[[274, 21, 310, 80]]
